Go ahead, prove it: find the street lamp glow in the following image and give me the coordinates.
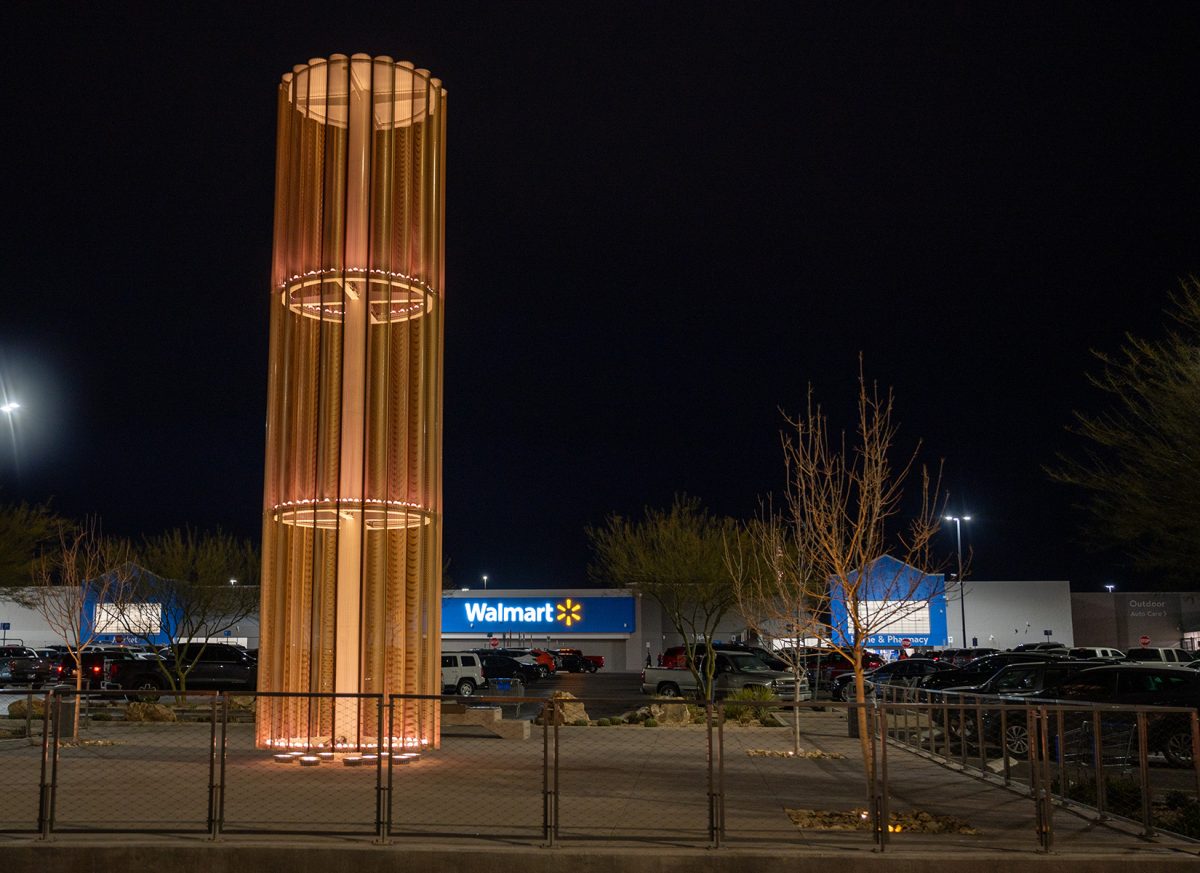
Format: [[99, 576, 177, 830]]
[[482, 574, 488, 591], [0, 402, 18, 414]]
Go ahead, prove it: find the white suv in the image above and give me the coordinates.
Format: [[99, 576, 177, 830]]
[[1125, 647, 1195, 664], [441, 652, 485, 696]]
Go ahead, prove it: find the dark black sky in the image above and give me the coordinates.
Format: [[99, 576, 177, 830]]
[[2, 3, 1197, 591]]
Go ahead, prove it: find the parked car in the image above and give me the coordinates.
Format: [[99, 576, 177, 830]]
[[930, 660, 1096, 741], [479, 655, 539, 686], [919, 651, 1069, 691], [556, 652, 592, 673], [0, 645, 57, 687], [1124, 647, 1195, 664], [830, 658, 956, 701], [441, 652, 485, 696], [1067, 647, 1125, 661], [1012, 642, 1068, 652], [556, 648, 603, 672], [640, 651, 811, 700], [982, 663, 1200, 765], [107, 643, 257, 700], [56, 648, 140, 686]]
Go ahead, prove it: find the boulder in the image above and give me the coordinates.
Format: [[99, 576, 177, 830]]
[[125, 702, 177, 722], [646, 699, 691, 726], [7, 698, 45, 720], [537, 692, 589, 725]]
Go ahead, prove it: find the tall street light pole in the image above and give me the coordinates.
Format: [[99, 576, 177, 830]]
[[944, 515, 971, 646]]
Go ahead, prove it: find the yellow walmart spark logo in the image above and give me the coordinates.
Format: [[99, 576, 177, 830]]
[[556, 598, 582, 627]]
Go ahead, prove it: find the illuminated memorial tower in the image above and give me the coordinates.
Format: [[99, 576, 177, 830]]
[[258, 55, 445, 751]]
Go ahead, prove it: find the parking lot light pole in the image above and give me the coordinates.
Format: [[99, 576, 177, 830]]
[[944, 516, 971, 645]]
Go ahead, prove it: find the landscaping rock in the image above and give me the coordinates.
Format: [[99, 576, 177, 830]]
[[7, 698, 45, 720], [536, 692, 588, 725], [124, 703, 177, 722], [639, 700, 690, 726]]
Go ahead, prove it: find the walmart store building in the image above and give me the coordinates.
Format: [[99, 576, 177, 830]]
[[441, 588, 734, 671]]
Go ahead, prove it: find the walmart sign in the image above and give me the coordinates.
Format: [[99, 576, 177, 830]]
[[443, 596, 635, 635]]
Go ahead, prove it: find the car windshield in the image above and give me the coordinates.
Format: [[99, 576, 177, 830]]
[[726, 653, 771, 672]]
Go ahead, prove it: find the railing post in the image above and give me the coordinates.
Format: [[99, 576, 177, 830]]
[[542, 696, 555, 846], [878, 699, 889, 851], [207, 694, 220, 839], [36, 690, 54, 839], [717, 702, 726, 846], [1135, 711, 1153, 837], [375, 694, 390, 845], [47, 692, 63, 838], [1091, 711, 1107, 820], [706, 700, 716, 847], [553, 701, 560, 844], [1191, 710, 1200, 806]]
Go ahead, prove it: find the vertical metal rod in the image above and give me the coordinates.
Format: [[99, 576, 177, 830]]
[[1136, 711, 1153, 837], [25, 688, 33, 739], [939, 696, 948, 758], [375, 695, 388, 844], [975, 700, 986, 774], [217, 693, 228, 836], [207, 694, 219, 839], [958, 700, 968, 767], [47, 692, 63, 836], [1092, 711, 1107, 819], [717, 703, 726, 846], [1032, 700, 1051, 853], [706, 700, 715, 847], [879, 700, 890, 850], [1041, 707, 1054, 852], [1001, 705, 1011, 785], [1191, 710, 1200, 805], [552, 707, 560, 842], [1056, 708, 1066, 803], [542, 696, 552, 844], [36, 691, 54, 839], [386, 696, 395, 838]]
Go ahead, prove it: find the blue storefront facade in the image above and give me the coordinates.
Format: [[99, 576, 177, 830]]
[[828, 556, 949, 650]]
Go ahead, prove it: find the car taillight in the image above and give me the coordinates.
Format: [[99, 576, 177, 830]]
[[55, 665, 63, 675], [92, 665, 101, 674]]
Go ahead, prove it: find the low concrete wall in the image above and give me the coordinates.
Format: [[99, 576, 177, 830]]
[[3, 843, 1199, 873]]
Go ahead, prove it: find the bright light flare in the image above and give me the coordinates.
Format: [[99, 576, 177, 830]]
[[0, 402, 17, 414]]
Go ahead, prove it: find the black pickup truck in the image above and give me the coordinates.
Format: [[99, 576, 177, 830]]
[[0, 645, 57, 687], [106, 643, 257, 700]]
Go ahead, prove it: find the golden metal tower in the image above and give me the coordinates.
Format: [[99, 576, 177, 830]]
[[258, 54, 445, 751]]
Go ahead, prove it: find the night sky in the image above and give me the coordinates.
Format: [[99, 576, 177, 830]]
[[2, 3, 1197, 591]]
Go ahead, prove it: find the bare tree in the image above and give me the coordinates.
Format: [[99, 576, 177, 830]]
[[588, 495, 738, 701], [19, 519, 134, 736], [727, 498, 824, 754], [743, 368, 944, 791], [113, 528, 259, 698]]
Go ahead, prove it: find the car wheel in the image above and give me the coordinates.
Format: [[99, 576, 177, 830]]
[[455, 679, 476, 697], [657, 682, 681, 697], [837, 682, 854, 702], [536, 665, 548, 679], [587, 663, 597, 673], [1162, 730, 1194, 768], [127, 677, 163, 702], [1004, 723, 1030, 756]]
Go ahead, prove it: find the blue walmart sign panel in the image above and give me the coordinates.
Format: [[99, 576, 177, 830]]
[[442, 596, 635, 635], [828, 556, 948, 648]]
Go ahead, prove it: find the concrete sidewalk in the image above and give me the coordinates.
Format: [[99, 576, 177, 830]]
[[0, 704, 1195, 872]]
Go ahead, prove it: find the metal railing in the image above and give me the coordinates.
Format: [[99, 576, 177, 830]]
[[877, 684, 1200, 849], [0, 686, 1195, 851]]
